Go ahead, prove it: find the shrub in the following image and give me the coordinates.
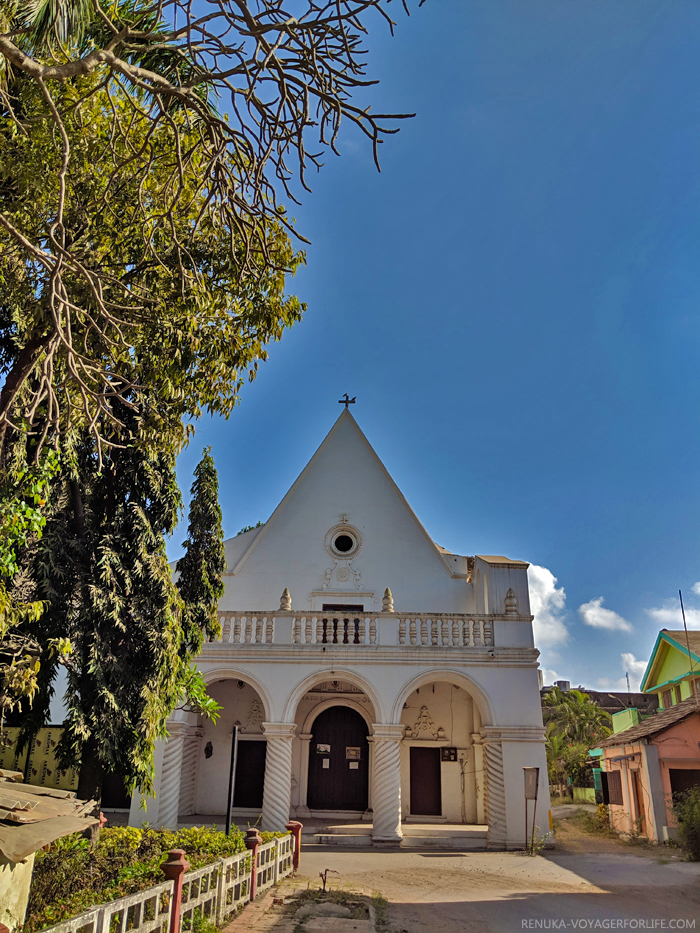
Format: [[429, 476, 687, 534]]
[[23, 825, 247, 933], [671, 786, 700, 861]]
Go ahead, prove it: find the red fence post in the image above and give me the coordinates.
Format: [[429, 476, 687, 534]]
[[244, 828, 261, 901], [285, 820, 303, 873], [162, 848, 191, 933]]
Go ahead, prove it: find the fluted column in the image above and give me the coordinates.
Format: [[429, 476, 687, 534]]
[[261, 722, 296, 832], [371, 724, 404, 845], [157, 723, 188, 829], [178, 729, 203, 817], [482, 729, 507, 848]]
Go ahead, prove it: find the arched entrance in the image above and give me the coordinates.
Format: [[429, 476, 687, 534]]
[[195, 678, 268, 816], [307, 706, 369, 811]]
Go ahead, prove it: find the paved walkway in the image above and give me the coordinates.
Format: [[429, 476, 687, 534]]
[[229, 846, 700, 933]]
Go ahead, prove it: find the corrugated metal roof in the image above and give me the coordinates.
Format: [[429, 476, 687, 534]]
[[0, 771, 98, 862]]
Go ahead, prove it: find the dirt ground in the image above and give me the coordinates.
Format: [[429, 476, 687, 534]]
[[226, 813, 700, 933]]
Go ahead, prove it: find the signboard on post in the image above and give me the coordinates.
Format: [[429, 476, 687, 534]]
[[523, 766, 540, 854]]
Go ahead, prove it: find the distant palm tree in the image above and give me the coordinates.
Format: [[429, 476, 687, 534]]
[[543, 686, 612, 745]]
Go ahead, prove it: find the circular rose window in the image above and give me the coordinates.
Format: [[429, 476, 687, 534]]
[[325, 524, 362, 559]]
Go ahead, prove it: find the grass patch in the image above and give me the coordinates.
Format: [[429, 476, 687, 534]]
[[550, 796, 574, 807], [570, 804, 615, 837], [372, 893, 389, 929]]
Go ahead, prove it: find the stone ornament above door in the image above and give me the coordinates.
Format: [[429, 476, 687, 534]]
[[405, 705, 447, 741]]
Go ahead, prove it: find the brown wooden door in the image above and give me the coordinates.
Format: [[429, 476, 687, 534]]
[[631, 769, 646, 834], [410, 747, 442, 816], [233, 740, 267, 809], [307, 707, 369, 811]]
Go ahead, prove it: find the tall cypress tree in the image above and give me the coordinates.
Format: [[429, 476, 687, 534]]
[[176, 449, 226, 656]]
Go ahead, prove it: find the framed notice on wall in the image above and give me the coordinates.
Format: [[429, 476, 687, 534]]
[[346, 747, 361, 760], [316, 744, 331, 755]]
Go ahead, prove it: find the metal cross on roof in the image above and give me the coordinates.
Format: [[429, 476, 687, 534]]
[[338, 393, 356, 409]]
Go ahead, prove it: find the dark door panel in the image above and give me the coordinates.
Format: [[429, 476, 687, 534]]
[[307, 707, 369, 811], [410, 746, 441, 816], [233, 740, 267, 809]]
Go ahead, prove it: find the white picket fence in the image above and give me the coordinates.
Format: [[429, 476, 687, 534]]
[[40, 835, 294, 933]]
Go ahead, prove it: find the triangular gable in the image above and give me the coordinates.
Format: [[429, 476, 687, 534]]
[[641, 630, 700, 692], [229, 409, 457, 580]]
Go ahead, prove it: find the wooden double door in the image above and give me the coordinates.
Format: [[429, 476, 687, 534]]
[[307, 707, 369, 811]]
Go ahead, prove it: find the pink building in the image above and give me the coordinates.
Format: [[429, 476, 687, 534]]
[[598, 696, 700, 841]]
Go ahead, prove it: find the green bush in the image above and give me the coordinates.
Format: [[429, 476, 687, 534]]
[[671, 786, 700, 861], [23, 825, 248, 933]]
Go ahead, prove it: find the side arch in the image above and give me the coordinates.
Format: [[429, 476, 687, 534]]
[[390, 669, 494, 727], [283, 668, 385, 723], [201, 666, 274, 722]]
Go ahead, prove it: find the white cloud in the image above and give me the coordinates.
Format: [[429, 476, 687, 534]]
[[692, 582, 700, 597], [645, 599, 700, 630], [578, 596, 633, 633], [621, 652, 648, 691], [596, 653, 648, 692], [528, 565, 568, 648], [540, 668, 561, 685]]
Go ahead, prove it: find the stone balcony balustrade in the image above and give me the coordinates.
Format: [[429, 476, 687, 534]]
[[210, 611, 502, 649]]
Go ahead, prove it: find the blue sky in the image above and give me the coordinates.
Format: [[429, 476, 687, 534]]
[[172, 0, 700, 693]]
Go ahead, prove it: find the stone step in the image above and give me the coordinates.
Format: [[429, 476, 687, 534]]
[[400, 834, 487, 849], [402, 826, 487, 838], [313, 833, 373, 847]]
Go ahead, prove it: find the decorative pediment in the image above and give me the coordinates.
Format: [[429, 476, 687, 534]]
[[406, 705, 446, 740]]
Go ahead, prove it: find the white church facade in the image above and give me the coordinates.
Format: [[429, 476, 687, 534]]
[[129, 409, 549, 848]]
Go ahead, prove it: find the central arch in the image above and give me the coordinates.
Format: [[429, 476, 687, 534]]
[[307, 706, 370, 812], [283, 668, 385, 723]]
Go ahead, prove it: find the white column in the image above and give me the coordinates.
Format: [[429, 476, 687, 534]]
[[471, 732, 486, 825], [482, 730, 507, 849], [371, 724, 404, 845], [156, 722, 189, 830], [296, 733, 313, 818], [261, 722, 296, 832], [178, 728, 203, 817]]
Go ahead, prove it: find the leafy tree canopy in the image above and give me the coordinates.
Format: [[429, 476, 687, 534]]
[[0, 64, 304, 463], [0, 0, 415, 452]]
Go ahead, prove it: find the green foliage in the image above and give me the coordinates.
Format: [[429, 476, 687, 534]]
[[543, 687, 611, 791], [23, 825, 248, 933], [237, 522, 265, 536], [543, 687, 612, 745], [0, 449, 66, 735], [176, 449, 226, 655], [0, 64, 305, 455], [0, 451, 60, 578], [570, 805, 614, 838], [671, 786, 700, 860], [3, 64, 301, 798]]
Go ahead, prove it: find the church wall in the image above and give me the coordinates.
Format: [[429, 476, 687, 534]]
[[195, 680, 265, 815], [219, 415, 474, 613]]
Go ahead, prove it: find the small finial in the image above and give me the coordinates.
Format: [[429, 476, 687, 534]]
[[338, 393, 356, 410], [280, 587, 292, 611], [505, 588, 518, 615], [382, 587, 394, 612]]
